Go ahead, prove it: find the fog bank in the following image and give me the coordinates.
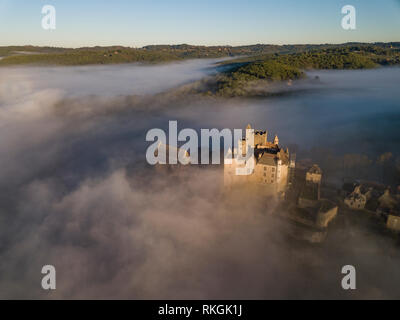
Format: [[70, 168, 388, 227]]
[[1, 63, 400, 299]]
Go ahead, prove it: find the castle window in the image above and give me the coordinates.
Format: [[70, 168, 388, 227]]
[[272, 167, 275, 172], [264, 167, 266, 171], [263, 173, 266, 177]]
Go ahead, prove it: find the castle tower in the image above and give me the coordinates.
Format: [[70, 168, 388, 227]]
[[288, 152, 296, 185], [306, 164, 322, 185], [273, 135, 279, 145], [245, 124, 255, 148]]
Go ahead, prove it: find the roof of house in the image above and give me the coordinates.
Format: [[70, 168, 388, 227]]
[[308, 164, 322, 175], [292, 206, 319, 224], [258, 153, 276, 166], [300, 183, 319, 201], [318, 199, 337, 213], [345, 191, 367, 202]]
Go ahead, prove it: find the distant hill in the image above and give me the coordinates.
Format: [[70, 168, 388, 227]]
[[203, 43, 400, 97], [0, 42, 399, 66]]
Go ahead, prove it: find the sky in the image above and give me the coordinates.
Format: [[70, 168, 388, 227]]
[[0, 0, 399, 47]]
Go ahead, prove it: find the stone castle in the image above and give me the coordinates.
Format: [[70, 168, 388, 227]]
[[224, 124, 295, 196]]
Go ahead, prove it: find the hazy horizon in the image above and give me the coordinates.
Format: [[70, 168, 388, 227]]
[[1, 0, 400, 47], [3, 40, 400, 50]]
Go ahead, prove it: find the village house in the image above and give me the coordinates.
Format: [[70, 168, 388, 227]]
[[289, 199, 338, 229], [344, 185, 369, 210], [378, 189, 398, 210], [298, 164, 322, 208], [375, 188, 400, 232], [296, 165, 338, 229], [387, 214, 400, 232]]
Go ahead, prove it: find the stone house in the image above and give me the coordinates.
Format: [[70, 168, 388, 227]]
[[344, 185, 368, 210], [387, 214, 400, 232]]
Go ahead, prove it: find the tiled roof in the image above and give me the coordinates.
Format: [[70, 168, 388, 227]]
[[258, 153, 276, 166], [308, 164, 322, 174]]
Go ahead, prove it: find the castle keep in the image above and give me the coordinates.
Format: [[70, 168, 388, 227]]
[[224, 124, 295, 196]]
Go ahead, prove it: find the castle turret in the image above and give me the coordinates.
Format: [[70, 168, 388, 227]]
[[273, 135, 279, 145]]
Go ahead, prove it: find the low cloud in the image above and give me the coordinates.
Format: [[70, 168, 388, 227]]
[[0, 63, 400, 299]]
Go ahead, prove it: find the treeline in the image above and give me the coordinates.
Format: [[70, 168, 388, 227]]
[[0, 42, 399, 66], [0, 47, 181, 66], [211, 44, 400, 96], [269, 46, 400, 69], [214, 61, 305, 96], [272, 50, 377, 69]]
